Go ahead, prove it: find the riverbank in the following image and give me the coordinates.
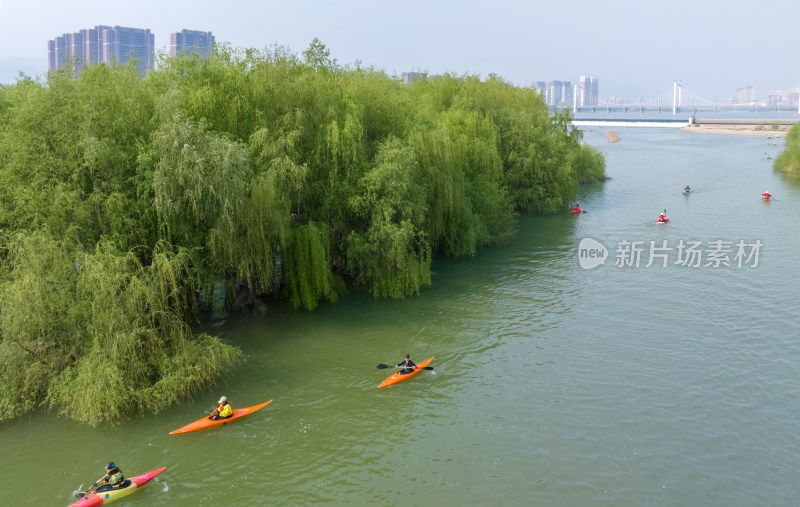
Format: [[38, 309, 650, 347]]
[[681, 118, 797, 136], [680, 125, 791, 136]]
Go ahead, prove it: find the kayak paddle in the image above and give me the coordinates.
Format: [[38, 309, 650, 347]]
[[377, 363, 434, 370]]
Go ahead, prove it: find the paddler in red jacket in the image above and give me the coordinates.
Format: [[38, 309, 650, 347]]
[[761, 191, 771, 201]]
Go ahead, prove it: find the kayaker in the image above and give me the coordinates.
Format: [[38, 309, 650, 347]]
[[208, 396, 233, 420], [657, 211, 668, 223], [90, 462, 126, 493], [396, 354, 417, 375], [762, 190, 771, 201], [683, 185, 691, 193], [572, 204, 582, 213]]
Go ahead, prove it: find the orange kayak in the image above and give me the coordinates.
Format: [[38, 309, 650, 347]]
[[378, 356, 433, 388], [169, 400, 273, 434]]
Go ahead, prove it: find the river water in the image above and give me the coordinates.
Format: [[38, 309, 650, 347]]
[[3, 127, 799, 506]]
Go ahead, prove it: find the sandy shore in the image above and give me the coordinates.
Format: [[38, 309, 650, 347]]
[[680, 124, 792, 137]]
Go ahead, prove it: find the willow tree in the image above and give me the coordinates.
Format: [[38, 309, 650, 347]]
[[775, 122, 800, 174], [0, 231, 241, 425], [347, 137, 431, 298], [408, 104, 514, 257], [47, 241, 242, 425], [0, 231, 86, 420], [283, 221, 345, 310], [499, 108, 581, 214], [149, 114, 251, 300]]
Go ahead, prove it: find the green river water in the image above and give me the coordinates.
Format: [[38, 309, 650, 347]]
[[3, 127, 799, 506]]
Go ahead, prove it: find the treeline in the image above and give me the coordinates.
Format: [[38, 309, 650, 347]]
[[0, 40, 605, 425], [775, 122, 800, 174]]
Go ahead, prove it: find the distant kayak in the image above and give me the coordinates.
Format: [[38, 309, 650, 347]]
[[169, 400, 273, 434], [378, 356, 434, 388], [654, 217, 670, 224], [69, 467, 166, 507], [682, 190, 690, 195]]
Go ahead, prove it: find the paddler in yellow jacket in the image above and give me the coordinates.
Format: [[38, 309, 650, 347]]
[[208, 395, 233, 420]]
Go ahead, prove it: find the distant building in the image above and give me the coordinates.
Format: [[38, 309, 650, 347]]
[[170, 29, 215, 59], [401, 72, 426, 84], [48, 25, 155, 76], [577, 75, 598, 106], [733, 86, 756, 106], [790, 88, 800, 107], [767, 91, 783, 107], [545, 80, 572, 106]]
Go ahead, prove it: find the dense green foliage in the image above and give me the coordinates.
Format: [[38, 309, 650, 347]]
[[775, 122, 800, 174], [0, 41, 605, 425]]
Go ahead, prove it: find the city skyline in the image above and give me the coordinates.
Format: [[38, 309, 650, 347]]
[[48, 25, 155, 76], [46, 25, 216, 78], [1, 0, 799, 101]]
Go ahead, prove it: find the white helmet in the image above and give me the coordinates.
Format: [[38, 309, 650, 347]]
[[218, 396, 227, 404]]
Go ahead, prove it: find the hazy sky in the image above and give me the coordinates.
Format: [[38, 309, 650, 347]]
[[1, 0, 798, 102]]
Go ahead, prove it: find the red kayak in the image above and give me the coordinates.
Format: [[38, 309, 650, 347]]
[[378, 357, 433, 388], [654, 217, 670, 224], [169, 400, 273, 434], [69, 467, 166, 507]]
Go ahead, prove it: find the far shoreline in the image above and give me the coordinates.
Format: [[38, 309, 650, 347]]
[[680, 118, 796, 137], [680, 125, 791, 136]]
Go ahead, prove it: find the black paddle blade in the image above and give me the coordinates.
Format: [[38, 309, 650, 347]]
[[422, 366, 434, 370], [74, 492, 86, 499], [376, 364, 390, 369]]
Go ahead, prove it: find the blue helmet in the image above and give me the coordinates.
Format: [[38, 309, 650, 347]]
[[105, 462, 115, 469]]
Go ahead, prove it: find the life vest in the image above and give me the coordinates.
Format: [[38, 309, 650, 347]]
[[105, 468, 125, 486], [218, 402, 233, 418]]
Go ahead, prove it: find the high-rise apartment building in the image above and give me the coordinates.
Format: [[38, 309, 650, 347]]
[[401, 72, 426, 84], [790, 89, 800, 107], [545, 80, 572, 106], [48, 25, 155, 76], [733, 86, 756, 106], [170, 29, 215, 59], [578, 75, 599, 106]]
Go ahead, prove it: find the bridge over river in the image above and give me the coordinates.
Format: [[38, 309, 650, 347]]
[[554, 80, 800, 117], [571, 117, 799, 129]]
